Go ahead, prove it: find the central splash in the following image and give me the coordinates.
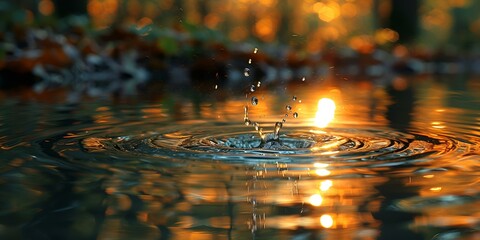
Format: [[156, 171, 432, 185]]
[[244, 93, 336, 149]]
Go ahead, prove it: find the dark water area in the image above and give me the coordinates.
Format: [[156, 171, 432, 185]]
[[0, 75, 479, 240]]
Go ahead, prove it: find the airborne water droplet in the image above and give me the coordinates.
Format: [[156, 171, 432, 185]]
[[286, 105, 292, 111], [248, 58, 252, 64], [293, 112, 298, 118], [244, 105, 249, 125], [253, 122, 260, 131], [250, 85, 256, 92], [214, 85, 218, 90], [244, 68, 251, 77], [254, 48, 258, 54], [292, 96, 297, 101], [302, 77, 306, 81], [274, 122, 283, 140], [257, 81, 261, 87], [251, 96, 258, 106]]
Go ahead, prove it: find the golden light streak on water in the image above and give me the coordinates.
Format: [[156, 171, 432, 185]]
[[320, 180, 333, 191], [315, 169, 331, 177], [313, 163, 331, 176]]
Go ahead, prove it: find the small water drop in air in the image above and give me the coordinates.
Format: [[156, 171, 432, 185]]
[[286, 105, 292, 111], [254, 48, 258, 54], [302, 77, 306, 81], [214, 84, 218, 90], [257, 81, 261, 87], [244, 105, 249, 124], [282, 118, 286, 123], [244, 68, 251, 77], [250, 85, 256, 92], [251, 96, 258, 106], [292, 96, 297, 101], [254, 122, 260, 131], [293, 112, 298, 118], [248, 58, 252, 64], [274, 122, 283, 140]]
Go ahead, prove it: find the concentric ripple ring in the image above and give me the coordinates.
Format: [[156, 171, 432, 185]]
[[79, 124, 459, 166]]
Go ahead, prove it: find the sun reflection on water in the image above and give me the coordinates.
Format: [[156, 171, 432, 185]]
[[314, 98, 336, 128], [309, 194, 323, 207], [320, 214, 334, 228]]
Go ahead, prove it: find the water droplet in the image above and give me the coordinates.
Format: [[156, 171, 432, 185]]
[[248, 58, 252, 64], [253, 122, 260, 131], [286, 105, 292, 111], [285, 113, 288, 117], [302, 77, 306, 81], [244, 105, 249, 124], [274, 122, 283, 139], [250, 85, 256, 92], [244, 68, 251, 77], [214, 84, 218, 90], [282, 118, 286, 123], [257, 81, 261, 87], [251, 96, 258, 106], [293, 112, 298, 118], [299, 100, 302, 103], [254, 48, 258, 54], [292, 96, 297, 101]]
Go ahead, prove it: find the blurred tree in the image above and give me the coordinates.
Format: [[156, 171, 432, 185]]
[[374, 0, 420, 44], [278, 0, 293, 43], [53, 0, 87, 18], [450, 4, 477, 51], [174, 0, 186, 23]]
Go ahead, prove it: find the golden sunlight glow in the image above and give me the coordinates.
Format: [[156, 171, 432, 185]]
[[375, 28, 399, 45], [314, 1, 340, 22], [315, 98, 336, 128], [314, 163, 328, 168], [432, 121, 446, 129], [320, 180, 333, 191], [255, 17, 276, 41], [309, 194, 323, 206], [430, 187, 442, 192], [313, 163, 331, 176], [320, 214, 334, 228], [315, 169, 331, 176]]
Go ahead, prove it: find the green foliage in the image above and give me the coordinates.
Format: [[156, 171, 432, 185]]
[[158, 36, 180, 56]]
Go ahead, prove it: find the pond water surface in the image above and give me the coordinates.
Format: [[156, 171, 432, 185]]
[[1, 75, 480, 240]]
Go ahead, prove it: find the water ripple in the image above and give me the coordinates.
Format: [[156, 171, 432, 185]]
[[74, 123, 467, 173]]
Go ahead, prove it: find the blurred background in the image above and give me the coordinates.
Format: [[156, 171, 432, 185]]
[[1, 0, 480, 101], [1, 2, 480, 239]]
